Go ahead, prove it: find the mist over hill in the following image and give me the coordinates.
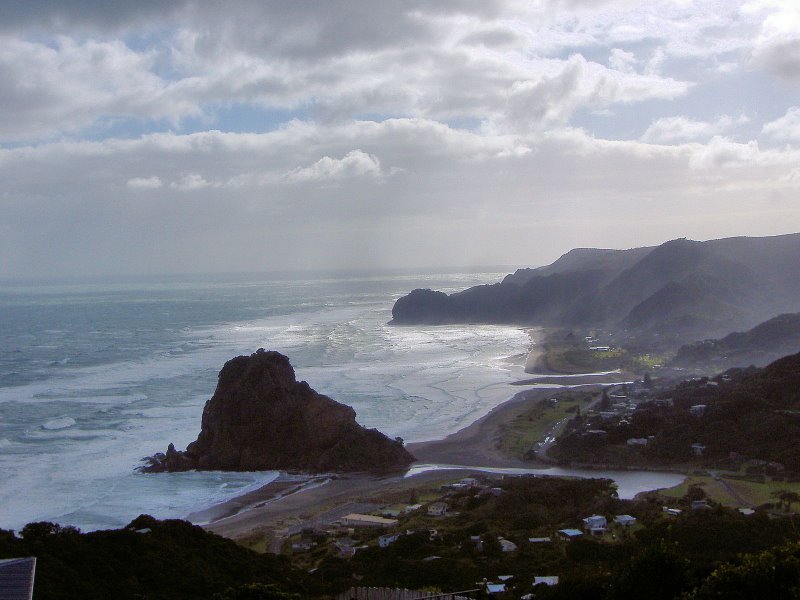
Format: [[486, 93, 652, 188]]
[[391, 233, 800, 346], [674, 313, 800, 370]]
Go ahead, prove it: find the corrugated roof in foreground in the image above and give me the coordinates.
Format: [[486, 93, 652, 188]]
[[0, 557, 36, 600]]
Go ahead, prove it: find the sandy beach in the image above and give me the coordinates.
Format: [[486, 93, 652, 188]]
[[199, 336, 627, 546]]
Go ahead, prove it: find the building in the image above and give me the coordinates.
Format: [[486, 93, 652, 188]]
[[663, 507, 683, 517], [627, 438, 648, 446], [427, 502, 447, 516], [528, 536, 552, 543], [558, 528, 584, 540], [691, 443, 706, 456], [582, 515, 607, 536], [378, 533, 401, 548], [614, 515, 637, 527], [690, 404, 707, 417], [533, 576, 560, 586], [0, 558, 36, 600], [498, 538, 518, 552], [340, 514, 398, 528]]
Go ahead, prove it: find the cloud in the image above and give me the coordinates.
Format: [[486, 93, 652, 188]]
[[127, 176, 163, 189], [641, 115, 746, 143], [170, 172, 215, 191], [283, 150, 386, 184], [745, 0, 800, 78], [762, 107, 800, 141]]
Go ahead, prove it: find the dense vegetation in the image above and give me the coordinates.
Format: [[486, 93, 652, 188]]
[[300, 476, 794, 598], [0, 515, 315, 600], [550, 351, 800, 471], [4, 476, 800, 598]]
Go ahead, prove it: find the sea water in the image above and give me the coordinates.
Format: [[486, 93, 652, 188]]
[[0, 270, 530, 532]]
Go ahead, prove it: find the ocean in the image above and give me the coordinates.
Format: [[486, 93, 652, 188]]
[[0, 270, 530, 532]]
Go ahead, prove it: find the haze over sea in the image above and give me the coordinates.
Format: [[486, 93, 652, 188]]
[[0, 270, 530, 532]]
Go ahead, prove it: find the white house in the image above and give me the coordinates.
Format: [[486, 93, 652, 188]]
[[582, 515, 607, 535], [533, 576, 560, 586], [498, 538, 518, 552]]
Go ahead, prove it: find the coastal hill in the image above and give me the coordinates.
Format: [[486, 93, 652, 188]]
[[550, 350, 800, 470], [143, 349, 414, 473], [391, 233, 800, 343], [674, 312, 800, 370]]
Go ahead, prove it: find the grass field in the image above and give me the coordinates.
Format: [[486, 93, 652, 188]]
[[658, 474, 800, 508], [496, 390, 597, 459]]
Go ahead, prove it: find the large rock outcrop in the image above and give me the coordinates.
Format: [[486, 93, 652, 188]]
[[142, 349, 414, 473]]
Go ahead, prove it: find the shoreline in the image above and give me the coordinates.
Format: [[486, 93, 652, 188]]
[[198, 354, 681, 544]]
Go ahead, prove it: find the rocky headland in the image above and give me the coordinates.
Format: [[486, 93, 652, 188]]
[[142, 349, 414, 474]]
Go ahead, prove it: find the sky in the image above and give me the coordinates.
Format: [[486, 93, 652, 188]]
[[1, 0, 799, 279]]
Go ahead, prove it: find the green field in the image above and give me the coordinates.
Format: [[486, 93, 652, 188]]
[[496, 390, 597, 459]]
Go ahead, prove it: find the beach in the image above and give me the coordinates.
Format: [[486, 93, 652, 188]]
[[199, 356, 655, 547]]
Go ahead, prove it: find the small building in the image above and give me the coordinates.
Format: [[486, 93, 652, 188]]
[[582, 515, 607, 536], [334, 538, 357, 559], [378, 533, 401, 548], [0, 558, 36, 600], [498, 538, 518, 552], [459, 477, 479, 487], [627, 438, 648, 446], [691, 500, 712, 510], [739, 508, 756, 516], [427, 502, 447, 517], [486, 582, 506, 595], [614, 515, 637, 527], [528, 536, 552, 543], [291, 540, 314, 552], [691, 443, 706, 456], [341, 513, 399, 528], [663, 507, 682, 517], [690, 404, 707, 417], [558, 528, 584, 540], [533, 576, 560, 586]]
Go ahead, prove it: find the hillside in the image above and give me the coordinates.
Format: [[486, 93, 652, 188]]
[[674, 313, 800, 370], [549, 350, 800, 471], [391, 233, 800, 345]]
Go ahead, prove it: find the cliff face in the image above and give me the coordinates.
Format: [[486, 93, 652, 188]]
[[142, 349, 415, 473]]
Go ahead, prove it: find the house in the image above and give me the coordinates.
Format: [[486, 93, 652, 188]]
[[558, 528, 584, 540], [663, 507, 682, 517], [498, 575, 514, 581], [739, 508, 756, 516], [378, 533, 401, 548], [614, 515, 637, 527], [627, 438, 648, 446], [691, 500, 712, 510], [427, 502, 447, 517], [691, 443, 706, 456], [690, 404, 707, 417], [0, 558, 36, 600], [528, 536, 552, 543], [291, 540, 314, 552], [486, 582, 507, 595], [498, 538, 518, 552], [582, 515, 607, 536], [334, 538, 357, 559], [341, 513, 398, 528], [533, 576, 560, 586], [404, 503, 422, 513]]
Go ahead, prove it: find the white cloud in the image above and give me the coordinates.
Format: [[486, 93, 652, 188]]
[[762, 106, 800, 140], [170, 172, 215, 191], [127, 176, 163, 189], [609, 48, 637, 73], [641, 115, 745, 143], [283, 150, 386, 183], [745, 0, 800, 78]]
